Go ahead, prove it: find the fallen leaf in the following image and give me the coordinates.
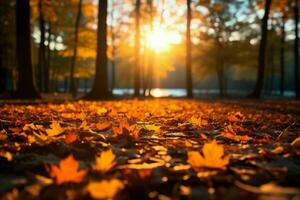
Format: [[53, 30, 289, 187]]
[[96, 107, 108, 116], [221, 131, 252, 143], [145, 125, 160, 132], [180, 185, 191, 196], [187, 140, 230, 169], [189, 116, 208, 126], [0, 151, 13, 161], [64, 132, 78, 144], [86, 179, 124, 199], [271, 146, 284, 154], [291, 137, 300, 147], [112, 119, 139, 138], [93, 149, 116, 173], [0, 129, 8, 141], [50, 155, 87, 185], [228, 112, 244, 122], [79, 120, 89, 131], [96, 122, 111, 131], [46, 121, 64, 137]]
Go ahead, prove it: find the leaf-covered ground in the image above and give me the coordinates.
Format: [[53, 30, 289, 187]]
[[0, 99, 300, 200]]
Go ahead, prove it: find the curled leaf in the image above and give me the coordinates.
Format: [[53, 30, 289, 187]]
[[271, 146, 284, 154]]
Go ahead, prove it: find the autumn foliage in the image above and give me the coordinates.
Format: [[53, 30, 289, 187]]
[[0, 99, 300, 199]]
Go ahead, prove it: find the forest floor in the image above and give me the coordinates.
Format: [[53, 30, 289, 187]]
[[0, 99, 300, 200]]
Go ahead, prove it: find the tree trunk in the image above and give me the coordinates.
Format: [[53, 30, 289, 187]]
[[280, 14, 286, 96], [44, 23, 51, 93], [145, 0, 154, 96], [270, 46, 275, 94], [186, 0, 193, 98], [70, 0, 82, 98], [84, 0, 109, 99], [294, 0, 300, 97], [110, 7, 116, 94], [216, 40, 225, 97], [134, 0, 141, 97], [64, 77, 68, 93], [249, 0, 272, 98], [14, 0, 40, 99], [84, 78, 88, 93], [0, 57, 6, 94], [50, 34, 57, 92], [38, 0, 46, 92]]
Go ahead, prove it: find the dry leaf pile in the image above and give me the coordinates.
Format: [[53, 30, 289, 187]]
[[0, 99, 300, 200]]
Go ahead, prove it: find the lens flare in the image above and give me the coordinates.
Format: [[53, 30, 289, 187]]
[[147, 28, 181, 52]]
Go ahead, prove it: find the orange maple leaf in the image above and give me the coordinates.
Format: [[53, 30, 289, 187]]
[[187, 140, 230, 169], [112, 120, 138, 138], [221, 125, 252, 143], [96, 122, 111, 131], [227, 112, 245, 122], [50, 155, 87, 185], [46, 121, 64, 137], [64, 132, 78, 144]]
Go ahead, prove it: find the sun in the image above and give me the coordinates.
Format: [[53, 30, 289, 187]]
[[147, 28, 181, 52]]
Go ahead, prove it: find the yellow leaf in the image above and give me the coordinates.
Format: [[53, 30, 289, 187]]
[[79, 112, 87, 121], [271, 146, 284, 154], [187, 140, 230, 169], [86, 179, 124, 199], [23, 123, 38, 131], [50, 155, 87, 185], [0, 130, 7, 141], [0, 151, 13, 161], [145, 125, 160, 132], [46, 121, 64, 137], [189, 116, 208, 126], [93, 149, 116, 173], [79, 120, 89, 131], [96, 107, 108, 116], [291, 137, 300, 147]]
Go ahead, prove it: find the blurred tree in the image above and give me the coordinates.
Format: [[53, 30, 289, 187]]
[[85, 0, 109, 99], [134, 0, 141, 97], [294, 0, 299, 97], [249, 0, 272, 97], [196, 0, 245, 97], [38, 0, 46, 92], [70, 0, 83, 98], [186, 0, 193, 98], [14, 0, 40, 99], [0, 0, 16, 95], [143, 0, 154, 96]]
